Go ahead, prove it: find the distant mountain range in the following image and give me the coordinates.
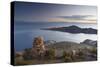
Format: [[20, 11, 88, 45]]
[[42, 25, 97, 34]]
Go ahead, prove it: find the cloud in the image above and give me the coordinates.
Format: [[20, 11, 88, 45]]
[[47, 15, 97, 23], [58, 15, 96, 21]]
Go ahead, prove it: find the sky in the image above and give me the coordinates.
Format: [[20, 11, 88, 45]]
[[14, 2, 97, 23]]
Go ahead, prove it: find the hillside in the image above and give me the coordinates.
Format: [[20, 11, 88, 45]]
[[15, 40, 97, 65]]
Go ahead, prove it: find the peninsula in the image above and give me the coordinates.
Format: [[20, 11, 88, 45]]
[[42, 25, 97, 34]]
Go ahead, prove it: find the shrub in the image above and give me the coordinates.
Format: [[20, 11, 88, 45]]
[[90, 48, 97, 54], [78, 51, 84, 56], [23, 48, 33, 60], [62, 50, 73, 57], [62, 51, 67, 58], [45, 48, 56, 59], [62, 51, 72, 62], [64, 56, 72, 62]]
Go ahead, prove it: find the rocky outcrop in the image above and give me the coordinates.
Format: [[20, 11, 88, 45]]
[[80, 39, 97, 47], [32, 36, 46, 58]]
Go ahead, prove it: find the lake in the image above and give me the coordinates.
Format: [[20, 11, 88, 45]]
[[14, 22, 97, 51]]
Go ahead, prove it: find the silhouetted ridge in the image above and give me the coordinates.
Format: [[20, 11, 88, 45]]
[[43, 25, 97, 34]]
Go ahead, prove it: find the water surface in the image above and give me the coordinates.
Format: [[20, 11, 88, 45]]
[[14, 22, 97, 51]]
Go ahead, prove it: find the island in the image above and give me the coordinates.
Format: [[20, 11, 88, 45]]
[[42, 25, 97, 34]]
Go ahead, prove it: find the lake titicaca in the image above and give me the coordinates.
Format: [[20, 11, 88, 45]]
[[14, 22, 97, 51]]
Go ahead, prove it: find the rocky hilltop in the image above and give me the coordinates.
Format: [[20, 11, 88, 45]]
[[80, 39, 97, 47]]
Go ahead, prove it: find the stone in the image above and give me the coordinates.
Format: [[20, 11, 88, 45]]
[[32, 36, 46, 58]]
